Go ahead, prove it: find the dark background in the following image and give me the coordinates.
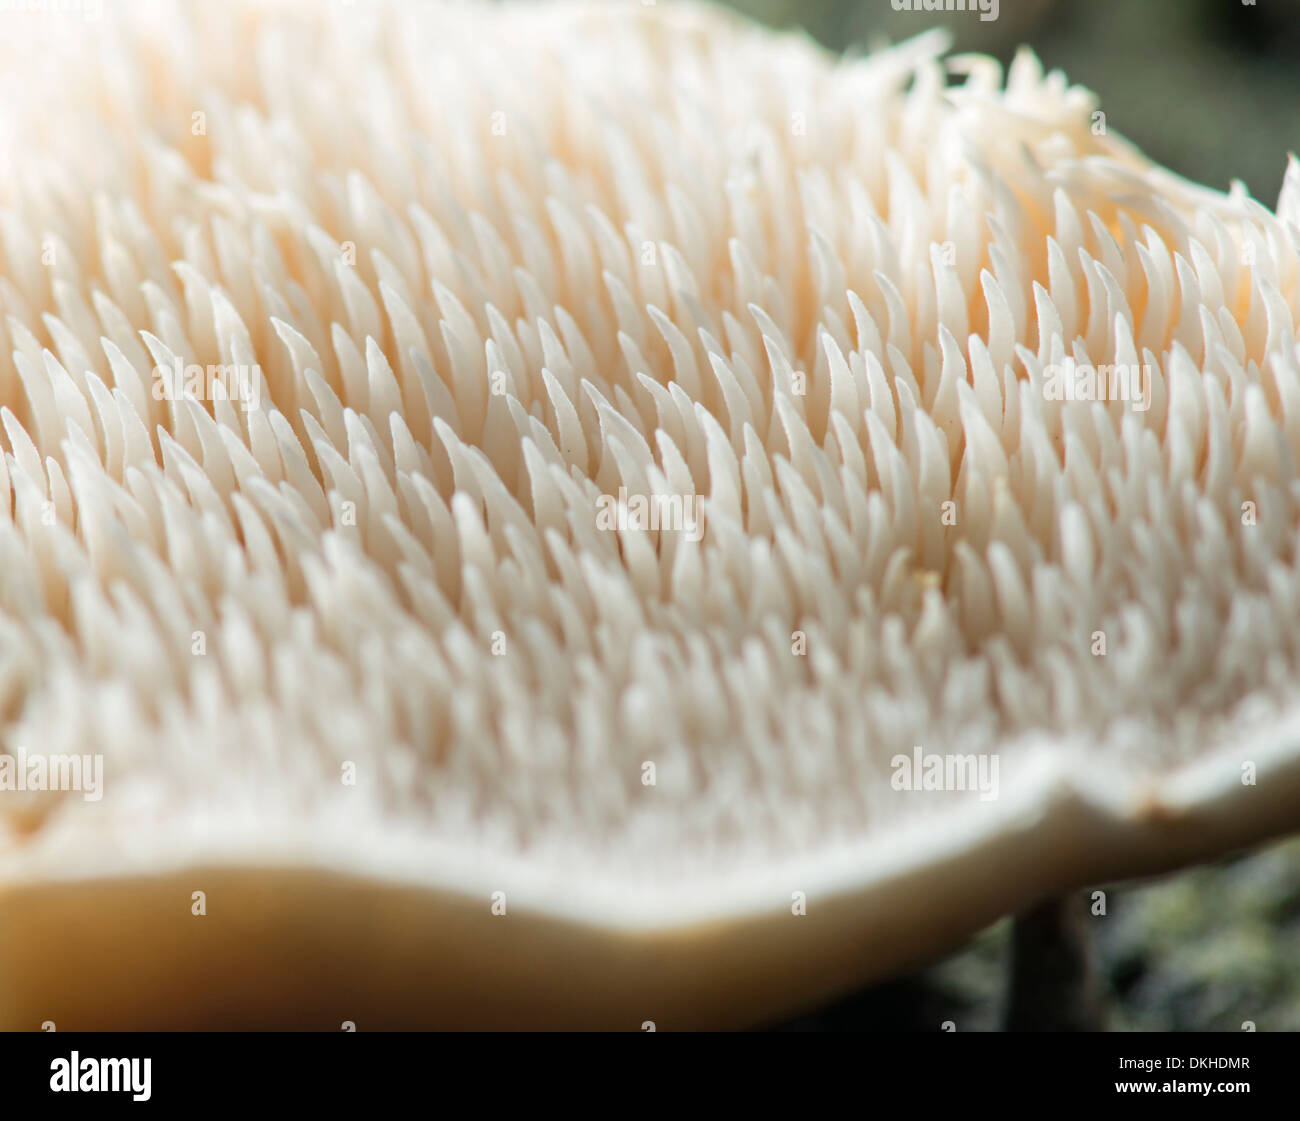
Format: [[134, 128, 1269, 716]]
[[726, 0, 1299, 206]]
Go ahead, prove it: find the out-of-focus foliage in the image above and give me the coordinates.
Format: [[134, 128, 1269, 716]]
[[725, 0, 1300, 206], [773, 836, 1300, 1031]]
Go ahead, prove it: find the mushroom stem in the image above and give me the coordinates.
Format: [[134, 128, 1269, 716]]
[[1005, 893, 1106, 1031]]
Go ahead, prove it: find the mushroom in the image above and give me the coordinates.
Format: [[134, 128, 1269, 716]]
[[1, 0, 1298, 1030]]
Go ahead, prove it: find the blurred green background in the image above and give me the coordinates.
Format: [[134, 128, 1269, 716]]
[[724, 0, 1300, 205], [772, 837, 1300, 1031]]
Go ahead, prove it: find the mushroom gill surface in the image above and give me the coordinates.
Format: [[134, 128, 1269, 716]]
[[0, 0, 1298, 1029]]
